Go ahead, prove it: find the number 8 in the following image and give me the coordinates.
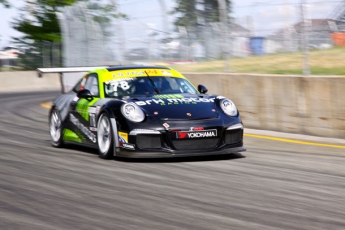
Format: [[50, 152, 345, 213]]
[[120, 81, 129, 90]]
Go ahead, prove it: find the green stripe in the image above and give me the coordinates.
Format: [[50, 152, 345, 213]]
[[63, 128, 83, 143]]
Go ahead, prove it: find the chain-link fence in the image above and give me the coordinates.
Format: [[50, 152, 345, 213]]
[[57, 2, 107, 67], [3, 0, 345, 75]]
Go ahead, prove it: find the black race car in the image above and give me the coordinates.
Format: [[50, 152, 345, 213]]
[[42, 65, 246, 158]]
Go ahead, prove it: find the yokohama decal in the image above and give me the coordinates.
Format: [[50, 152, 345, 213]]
[[176, 129, 217, 139]]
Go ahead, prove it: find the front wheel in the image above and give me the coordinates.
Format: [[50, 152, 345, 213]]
[[97, 113, 114, 159], [49, 108, 64, 147]]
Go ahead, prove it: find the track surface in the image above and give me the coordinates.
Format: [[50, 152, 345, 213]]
[[0, 91, 345, 230]]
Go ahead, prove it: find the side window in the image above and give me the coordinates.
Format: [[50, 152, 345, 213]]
[[72, 76, 87, 93], [84, 74, 99, 97]]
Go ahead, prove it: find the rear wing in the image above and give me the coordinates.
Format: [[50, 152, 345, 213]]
[[37, 67, 107, 93]]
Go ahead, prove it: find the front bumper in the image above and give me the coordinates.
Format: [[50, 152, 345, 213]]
[[115, 146, 246, 158], [115, 122, 246, 158]]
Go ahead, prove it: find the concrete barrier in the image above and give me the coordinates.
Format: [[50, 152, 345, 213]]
[[0, 71, 60, 92], [0, 71, 344, 139], [185, 73, 345, 139]]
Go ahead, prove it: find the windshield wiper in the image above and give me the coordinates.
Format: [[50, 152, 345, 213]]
[[144, 71, 160, 94]]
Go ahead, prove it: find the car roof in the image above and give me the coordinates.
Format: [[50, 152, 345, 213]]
[[106, 65, 170, 72], [92, 65, 186, 82]]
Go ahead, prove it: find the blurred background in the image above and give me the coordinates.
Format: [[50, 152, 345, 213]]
[[0, 0, 344, 75]]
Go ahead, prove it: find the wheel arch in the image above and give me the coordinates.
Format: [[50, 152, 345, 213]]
[[97, 108, 120, 157]]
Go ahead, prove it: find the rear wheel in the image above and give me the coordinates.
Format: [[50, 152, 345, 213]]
[[49, 108, 64, 147], [97, 113, 114, 159]]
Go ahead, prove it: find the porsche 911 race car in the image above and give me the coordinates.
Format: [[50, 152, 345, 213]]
[[39, 65, 246, 158]]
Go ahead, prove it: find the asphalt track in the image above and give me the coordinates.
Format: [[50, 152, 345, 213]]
[[1, 91, 345, 230]]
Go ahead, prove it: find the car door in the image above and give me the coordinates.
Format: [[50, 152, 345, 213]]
[[69, 73, 100, 146]]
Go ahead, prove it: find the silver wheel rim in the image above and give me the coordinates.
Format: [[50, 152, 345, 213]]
[[97, 115, 111, 154], [50, 111, 61, 142]]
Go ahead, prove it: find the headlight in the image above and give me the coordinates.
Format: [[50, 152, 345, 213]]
[[121, 103, 145, 122], [220, 99, 238, 116]]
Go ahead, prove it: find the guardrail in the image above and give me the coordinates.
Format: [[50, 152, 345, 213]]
[[0, 71, 343, 139]]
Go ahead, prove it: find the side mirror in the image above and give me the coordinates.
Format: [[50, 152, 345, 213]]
[[198, 84, 208, 94], [77, 89, 93, 102]]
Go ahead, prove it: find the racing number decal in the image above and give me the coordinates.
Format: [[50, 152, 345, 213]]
[[107, 81, 130, 92]]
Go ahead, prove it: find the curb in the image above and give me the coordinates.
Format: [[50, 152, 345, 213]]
[[245, 128, 345, 145]]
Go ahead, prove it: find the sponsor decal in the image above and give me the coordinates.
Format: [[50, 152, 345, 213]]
[[176, 129, 217, 139], [153, 94, 184, 99], [217, 96, 226, 99], [135, 99, 165, 106], [88, 107, 96, 113], [135, 97, 216, 106], [70, 114, 96, 143], [90, 127, 97, 131], [161, 70, 172, 75], [96, 105, 101, 114], [163, 123, 170, 130], [88, 107, 96, 127], [106, 78, 134, 83], [120, 142, 135, 150], [145, 70, 158, 75], [118, 132, 128, 143], [189, 127, 204, 131], [112, 71, 145, 77]]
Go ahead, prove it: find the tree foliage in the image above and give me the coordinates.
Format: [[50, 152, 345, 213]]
[[204, 0, 231, 23], [11, 0, 123, 69], [11, 0, 73, 69], [171, 0, 231, 29], [171, 0, 199, 29], [171, 0, 231, 59], [0, 0, 10, 8]]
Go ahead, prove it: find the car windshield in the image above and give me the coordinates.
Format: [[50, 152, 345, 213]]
[[104, 76, 198, 97]]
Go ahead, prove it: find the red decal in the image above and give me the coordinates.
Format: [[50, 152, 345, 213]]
[[194, 127, 204, 131], [179, 132, 188, 139]]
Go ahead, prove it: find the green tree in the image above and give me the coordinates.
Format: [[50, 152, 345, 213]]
[[203, 0, 231, 23], [171, 0, 231, 29], [0, 0, 10, 8], [12, 0, 75, 69], [171, 0, 199, 29], [171, 0, 232, 58], [12, 0, 122, 69]]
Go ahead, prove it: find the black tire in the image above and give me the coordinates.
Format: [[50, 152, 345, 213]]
[[97, 113, 114, 159], [49, 108, 64, 147]]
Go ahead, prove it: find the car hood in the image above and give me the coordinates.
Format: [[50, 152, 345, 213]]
[[129, 94, 219, 120]]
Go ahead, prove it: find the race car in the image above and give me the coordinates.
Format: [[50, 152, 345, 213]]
[[41, 65, 246, 158]]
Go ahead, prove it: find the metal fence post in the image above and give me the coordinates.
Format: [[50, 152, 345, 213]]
[[301, 0, 310, 75], [218, 0, 230, 72]]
